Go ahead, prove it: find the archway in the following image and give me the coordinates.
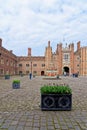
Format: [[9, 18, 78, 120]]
[[63, 66, 69, 76], [41, 71, 44, 76]]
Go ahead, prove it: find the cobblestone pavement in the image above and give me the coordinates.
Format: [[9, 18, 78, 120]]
[[0, 75, 87, 130]]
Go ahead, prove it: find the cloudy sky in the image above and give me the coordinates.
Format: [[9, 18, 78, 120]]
[[0, 0, 87, 56]]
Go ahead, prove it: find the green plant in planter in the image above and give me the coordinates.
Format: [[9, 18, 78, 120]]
[[13, 80, 20, 84], [12, 80, 20, 89], [40, 84, 72, 110], [40, 85, 72, 94]]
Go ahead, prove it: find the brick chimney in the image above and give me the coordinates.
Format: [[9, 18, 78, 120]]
[[58, 43, 62, 52], [69, 43, 74, 51], [0, 38, 2, 47], [48, 41, 50, 47], [77, 41, 80, 50], [28, 48, 31, 56]]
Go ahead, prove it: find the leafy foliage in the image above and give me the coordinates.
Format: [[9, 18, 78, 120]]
[[13, 80, 20, 84], [40, 85, 72, 94]]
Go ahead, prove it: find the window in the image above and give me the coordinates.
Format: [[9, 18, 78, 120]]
[[33, 64, 37, 67], [1, 58, 4, 64], [33, 71, 37, 74], [6, 60, 9, 66], [10, 61, 13, 66], [63, 53, 70, 63], [26, 64, 29, 67], [26, 71, 29, 74], [19, 64, 22, 67], [64, 54, 68, 60], [42, 64, 45, 67], [14, 63, 16, 67], [0, 69, 4, 74]]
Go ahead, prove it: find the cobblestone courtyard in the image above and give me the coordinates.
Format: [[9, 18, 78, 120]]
[[0, 76, 87, 130]]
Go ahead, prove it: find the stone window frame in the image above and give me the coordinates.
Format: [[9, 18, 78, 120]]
[[26, 64, 29, 67], [42, 64, 45, 67], [33, 71, 37, 74], [63, 53, 70, 62], [6, 59, 9, 66], [19, 64, 22, 67], [0, 69, 4, 74], [1, 58, 4, 64], [33, 64, 37, 67], [26, 71, 29, 74]]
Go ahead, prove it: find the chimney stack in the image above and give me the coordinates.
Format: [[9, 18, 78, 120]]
[[0, 38, 2, 47], [69, 43, 74, 51], [48, 41, 50, 47], [77, 41, 80, 50], [28, 48, 31, 56]]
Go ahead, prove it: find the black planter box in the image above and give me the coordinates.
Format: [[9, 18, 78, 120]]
[[5, 75, 10, 79], [12, 83, 20, 89], [41, 94, 72, 111]]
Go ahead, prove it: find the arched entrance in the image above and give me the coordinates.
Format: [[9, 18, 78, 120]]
[[41, 71, 44, 76], [63, 66, 69, 76]]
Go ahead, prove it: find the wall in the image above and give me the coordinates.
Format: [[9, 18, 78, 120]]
[[0, 40, 18, 75]]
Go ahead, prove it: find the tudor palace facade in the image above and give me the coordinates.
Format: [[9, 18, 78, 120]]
[[0, 38, 87, 76]]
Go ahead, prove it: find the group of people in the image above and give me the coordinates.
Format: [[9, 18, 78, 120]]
[[63, 72, 78, 77]]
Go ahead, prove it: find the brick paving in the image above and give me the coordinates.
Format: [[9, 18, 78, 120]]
[[0, 75, 87, 130]]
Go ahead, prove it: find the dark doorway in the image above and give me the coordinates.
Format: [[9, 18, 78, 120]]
[[63, 67, 69, 76], [19, 71, 22, 74], [41, 71, 44, 76]]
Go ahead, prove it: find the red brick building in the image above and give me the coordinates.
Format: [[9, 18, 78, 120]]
[[0, 38, 18, 75], [0, 38, 87, 76]]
